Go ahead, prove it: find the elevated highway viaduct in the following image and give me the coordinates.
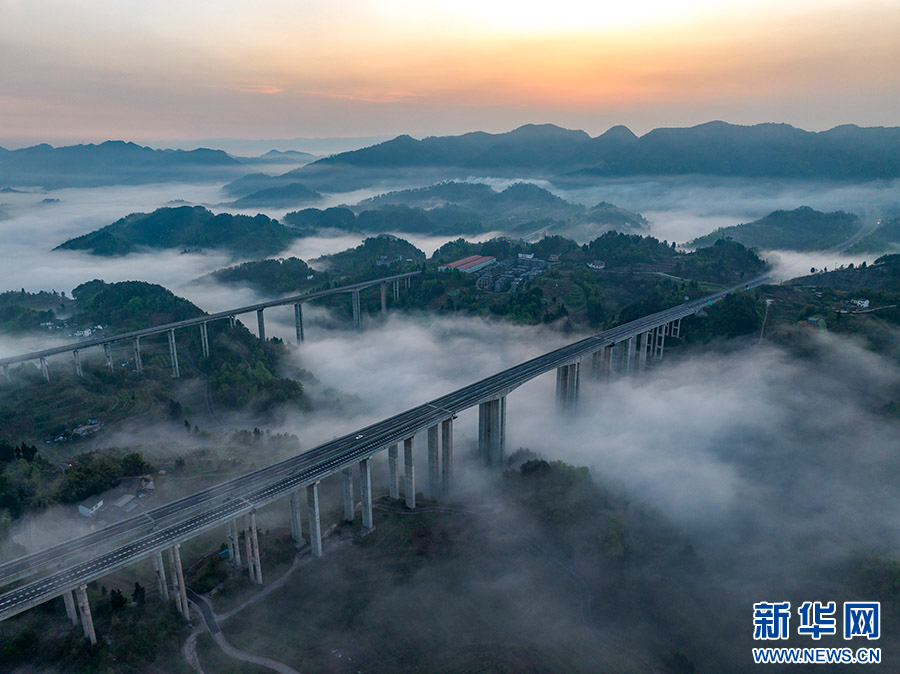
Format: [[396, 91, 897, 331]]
[[0, 271, 420, 381], [0, 274, 771, 643]]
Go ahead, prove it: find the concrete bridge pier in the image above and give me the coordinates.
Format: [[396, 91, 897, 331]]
[[625, 336, 636, 374], [133, 337, 143, 372], [169, 545, 189, 618], [388, 444, 400, 500], [103, 343, 113, 371], [360, 457, 374, 531], [352, 290, 361, 330], [200, 322, 210, 358], [256, 309, 266, 342], [73, 350, 83, 377], [242, 519, 255, 581], [393, 279, 400, 302], [441, 418, 454, 495], [307, 481, 323, 558], [229, 518, 242, 567], [153, 551, 169, 601], [62, 589, 78, 626], [427, 425, 440, 499], [556, 363, 579, 410], [671, 318, 681, 338], [75, 584, 96, 644], [167, 330, 180, 378], [478, 396, 506, 467], [590, 346, 611, 380], [228, 315, 236, 328], [289, 490, 303, 544], [294, 303, 304, 343], [39, 357, 49, 382], [380, 282, 387, 313], [249, 511, 263, 584], [405, 276, 411, 289], [404, 437, 416, 509], [639, 331, 651, 372], [342, 467, 354, 522], [655, 323, 667, 359]]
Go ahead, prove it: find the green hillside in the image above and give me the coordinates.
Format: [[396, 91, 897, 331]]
[[689, 206, 858, 251]]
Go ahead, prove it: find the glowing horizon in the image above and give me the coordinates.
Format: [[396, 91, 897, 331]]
[[0, 0, 897, 146]]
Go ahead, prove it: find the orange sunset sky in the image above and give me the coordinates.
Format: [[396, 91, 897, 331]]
[[1, 0, 898, 146]]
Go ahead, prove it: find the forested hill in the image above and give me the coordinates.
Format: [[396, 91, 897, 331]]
[[56, 206, 299, 258], [689, 206, 859, 251]]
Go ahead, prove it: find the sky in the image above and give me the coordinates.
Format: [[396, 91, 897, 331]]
[[0, 0, 898, 147]]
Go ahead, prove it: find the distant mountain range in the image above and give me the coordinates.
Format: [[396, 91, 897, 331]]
[[0, 141, 253, 188], [279, 122, 900, 187], [6, 122, 898, 191]]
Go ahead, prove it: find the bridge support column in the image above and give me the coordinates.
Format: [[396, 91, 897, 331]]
[[427, 425, 439, 499], [388, 444, 400, 500], [249, 511, 263, 584], [441, 418, 453, 495], [62, 589, 78, 626], [154, 551, 170, 601], [393, 279, 400, 302], [478, 396, 506, 467], [168, 547, 184, 615], [256, 309, 266, 342], [243, 519, 254, 580], [655, 323, 666, 359], [404, 437, 416, 509], [352, 290, 361, 330], [167, 330, 180, 378], [230, 518, 242, 567], [75, 584, 96, 644], [228, 315, 236, 328], [39, 357, 49, 382], [359, 457, 374, 531], [294, 303, 304, 343], [104, 343, 113, 371], [381, 282, 387, 313], [307, 481, 323, 558], [671, 318, 681, 338], [173, 544, 189, 618], [639, 331, 651, 372], [73, 350, 83, 377], [405, 276, 411, 289], [625, 336, 636, 374], [342, 467, 354, 522], [556, 363, 579, 410], [225, 520, 236, 566], [133, 337, 143, 372], [289, 490, 303, 544], [200, 322, 210, 358]]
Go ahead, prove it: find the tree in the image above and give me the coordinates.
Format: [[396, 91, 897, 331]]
[[132, 582, 145, 606], [110, 588, 127, 610]]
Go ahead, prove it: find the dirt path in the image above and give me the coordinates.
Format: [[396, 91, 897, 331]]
[[181, 523, 338, 674]]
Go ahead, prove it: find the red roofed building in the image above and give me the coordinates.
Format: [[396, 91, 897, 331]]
[[438, 255, 496, 274]]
